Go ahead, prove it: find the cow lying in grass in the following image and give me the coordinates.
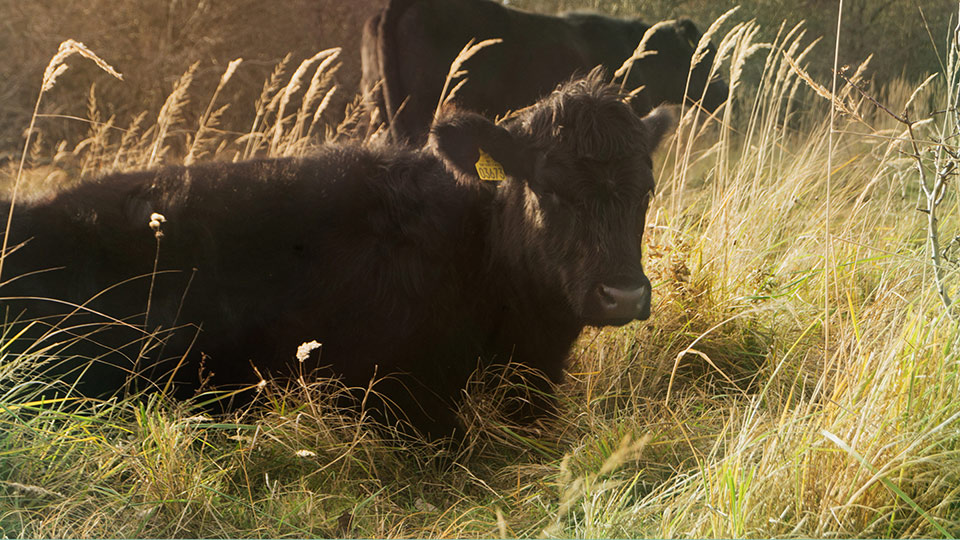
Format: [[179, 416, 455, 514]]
[[0, 73, 672, 439]]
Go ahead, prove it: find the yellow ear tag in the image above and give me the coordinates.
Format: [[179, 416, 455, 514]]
[[475, 148, 506, 183]]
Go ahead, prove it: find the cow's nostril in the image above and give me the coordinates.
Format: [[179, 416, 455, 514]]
[[596, 285, 617, 309], [587, 283, 650, 325]]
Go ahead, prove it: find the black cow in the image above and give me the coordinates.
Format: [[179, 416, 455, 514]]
[[361, 0, 726, 144], [1, 74, 672, 439]]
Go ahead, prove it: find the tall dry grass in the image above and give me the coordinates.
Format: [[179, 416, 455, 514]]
[[0, 0, 381, 158], [2, 5, 960, 539]]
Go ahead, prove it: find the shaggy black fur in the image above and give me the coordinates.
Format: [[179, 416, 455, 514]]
[[1, 74, 672, 438]]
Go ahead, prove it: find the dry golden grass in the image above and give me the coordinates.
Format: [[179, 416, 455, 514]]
[[2, 4, 960, 539]]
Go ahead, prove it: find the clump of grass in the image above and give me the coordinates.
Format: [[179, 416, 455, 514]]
[[269, 48, 341, 156]]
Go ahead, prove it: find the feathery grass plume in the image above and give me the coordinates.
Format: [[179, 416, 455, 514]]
[[1, 480, 64, 499], [770, 27, 818, 155], [27, 130, 45, 164], [1, 39, 122, 284], [41, 39, 123, 91], [240, 53, 290, 160], [667, 15, 740, 217], [76, 84, 120, 178], [671, 5, 740, 140], [691, 6, 740, 72], [270, 48, 340, 156], [735, 20, 792, 175], [85, 82, 100, 134], [147, 61, 199, 168], [328, 92, 368, 142], [681, 5, 743, 142], [295, 340, 321, 363], [434, 38, 503, 119], [294, 50, 340, 141], [184, 104, 230, 164], [728, 27, 765, 98], [903, 73, 939, 117], [544, 433, 651, 537], [185, 57, 243, 165], [614, 20, 670, 92], [784, 52, 862, 122], [838, 54, 874, 103], [52, 139, 70, 164], [110, 111, 148, 171], [713, 21, 765, 266], [0, 321, 41, 385], [306, 85, 338, 142], [78, 83, 102, 174]]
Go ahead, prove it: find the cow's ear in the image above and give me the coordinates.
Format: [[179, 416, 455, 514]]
[[674, 18, 704, 50], [641, 105, 676, 152], [625, 89, 654, 118], [429, 109, 534, 186]]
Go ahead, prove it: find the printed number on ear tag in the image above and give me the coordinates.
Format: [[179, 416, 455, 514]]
[[475, 149, 506, 182]]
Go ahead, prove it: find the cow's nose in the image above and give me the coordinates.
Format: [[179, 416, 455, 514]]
[[588, 275, 652, 326]]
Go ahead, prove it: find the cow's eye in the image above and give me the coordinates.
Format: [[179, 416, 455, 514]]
[[639, 190, 653, 209], [545, 192, 564, 211]]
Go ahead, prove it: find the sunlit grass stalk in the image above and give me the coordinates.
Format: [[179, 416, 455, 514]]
[[293, 50, 340, 145], [667, 11, 739, 220], [111, 111, 148, 170], [823, 0, 843, 396], [434, 38, 503, 120], [306, 85, 338, 141], [0, 40, 121, 283], [185, 57, 243, 165], [614, 20, 672, 93], [241, 54, 290, 160], [147, 62, 198, 167], [270, 48, 339, 156]]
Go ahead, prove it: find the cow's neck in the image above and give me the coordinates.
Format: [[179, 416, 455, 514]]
[[480, 190, 582, 379]]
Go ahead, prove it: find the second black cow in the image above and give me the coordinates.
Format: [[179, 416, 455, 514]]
[[362, 0, 726, 144], [1, 74, 672, 438]]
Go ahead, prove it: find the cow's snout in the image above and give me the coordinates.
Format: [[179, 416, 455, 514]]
[[585, 275, 652, 326]]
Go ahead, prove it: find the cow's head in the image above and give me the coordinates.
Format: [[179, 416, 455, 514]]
[[430, 73, 674, 326], [632, 18, 729, 114]]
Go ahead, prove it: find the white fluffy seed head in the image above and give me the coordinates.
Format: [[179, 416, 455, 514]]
[[149, 212, 167, 238], [296, 340, 322, 362]]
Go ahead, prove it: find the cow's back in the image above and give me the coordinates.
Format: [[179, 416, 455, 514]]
[[363, 0, 727, 144], [0, 147, 495, 411], [375, 0, 591, 144]]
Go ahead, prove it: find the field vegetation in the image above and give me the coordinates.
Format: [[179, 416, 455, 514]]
[[1, 0, 959, 537]]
